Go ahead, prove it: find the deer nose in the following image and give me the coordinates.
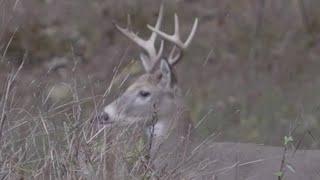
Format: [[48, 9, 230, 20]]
[[98, 112, 109, 124]]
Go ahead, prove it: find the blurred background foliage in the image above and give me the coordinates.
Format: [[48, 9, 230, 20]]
[[1, 0, 320, 148]]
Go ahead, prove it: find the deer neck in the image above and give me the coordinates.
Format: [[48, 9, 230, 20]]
[[145, 100, 195, 163]]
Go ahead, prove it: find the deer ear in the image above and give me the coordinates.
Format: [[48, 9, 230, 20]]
[[159, 59, 173, 88]]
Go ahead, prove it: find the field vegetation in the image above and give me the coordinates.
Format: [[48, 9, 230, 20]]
[[0, 0, 320, 179]]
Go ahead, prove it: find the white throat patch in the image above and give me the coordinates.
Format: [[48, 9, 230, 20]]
[[154, 121, 165, 137], [146, 121, 166, 138]]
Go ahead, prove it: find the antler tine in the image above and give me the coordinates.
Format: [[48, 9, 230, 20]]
[[168, 46, 181, 66], [147, 14, 199, 65], [113, 5, 165, 72], [148, 14, 198, 49], [113, 14, 146, 49], [150, 4, 163, 43]]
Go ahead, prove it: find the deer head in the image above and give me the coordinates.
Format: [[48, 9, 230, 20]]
[[98, 5, 198, 130]]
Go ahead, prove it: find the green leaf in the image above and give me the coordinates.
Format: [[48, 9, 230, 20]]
[[284, 136, 293, 145], [274, 171, 283, 177]]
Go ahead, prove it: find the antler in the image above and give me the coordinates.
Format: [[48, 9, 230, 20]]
[[113, 5, 164, 72], [147, 14, 198, 66]]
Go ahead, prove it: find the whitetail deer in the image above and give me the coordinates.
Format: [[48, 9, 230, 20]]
[[98, 5, 320, 180]]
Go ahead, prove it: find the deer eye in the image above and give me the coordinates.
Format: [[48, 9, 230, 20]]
[[138, 90, 151, 98]]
